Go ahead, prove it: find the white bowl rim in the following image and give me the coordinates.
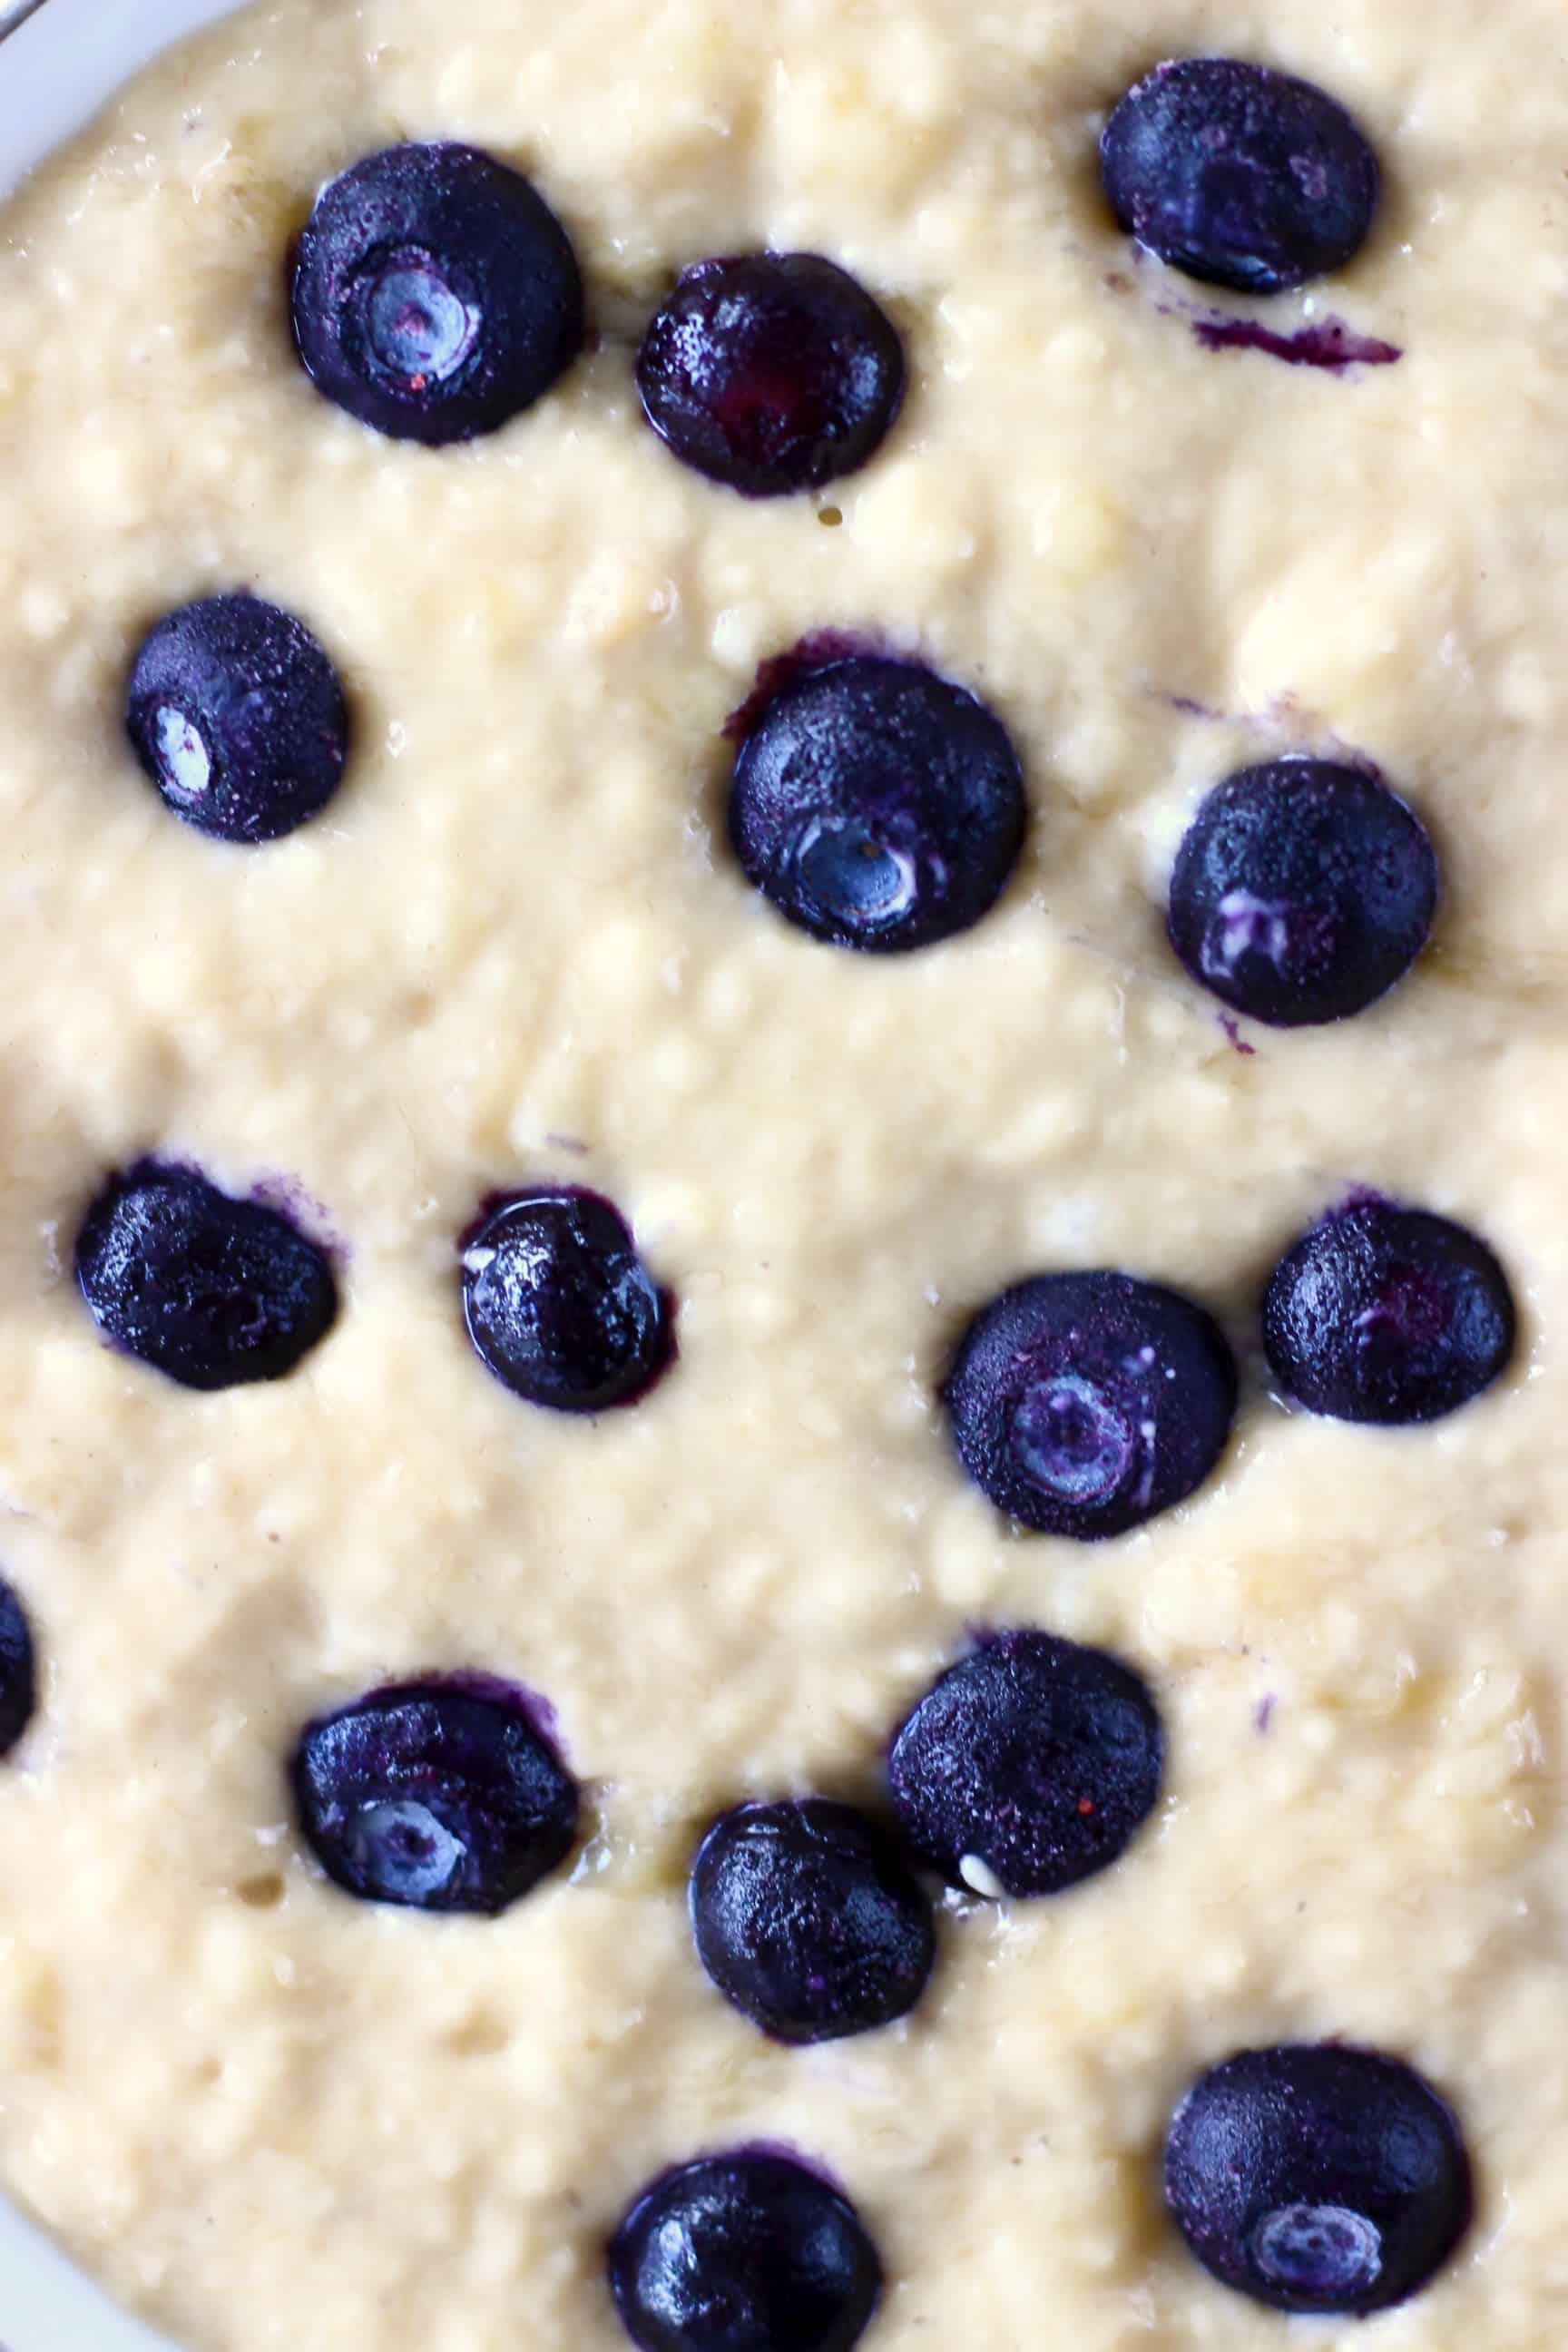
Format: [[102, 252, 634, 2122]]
[[1, 0, 247, 197]]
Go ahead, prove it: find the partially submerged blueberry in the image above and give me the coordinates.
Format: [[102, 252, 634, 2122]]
[[461, 1187, 673, 1414], [291, 142, 583, 444], [75, 1161, 338, 1392], [1263, 1196, 1516, 1424], [944, 1270, 1237, 1537], [291, 1679, 578, 1915], [609, 2150, 882, 2352], [1168, 760, 1438, 1026], [1164, 2043, 1472, 2313], [0, 1579, 36, 1759], [126, 593, 349, 845], [887, 1631, 1163, 1900], [729, 653, 1026, 953], [636, 253, 905, 497], [691, 1798, 936, 2043], [1102, 59, 1380, 294]]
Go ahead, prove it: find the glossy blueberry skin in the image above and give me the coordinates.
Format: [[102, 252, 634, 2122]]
[[944, 1270, 1237, 1538], [691, 1799, 936, 2044], [461, 1188, 673, 1414], [887, 1631, 1163, 1900], [0, 1579, 36, 1759], [1165, 2043, 1472, 2314], [291, 143, 583, 445], [636, 254, 905, 498], [730, 654, 1025, 954], [1102, 59, 1380, 295], [291, 1678, 578, 1915], [1264, 1197, 1516, 1425], [75, 1161, 338, 1393], [126, 594, 349, 846], [609, 2151, 882, 2352], [1168, 760, 1438, 1027]]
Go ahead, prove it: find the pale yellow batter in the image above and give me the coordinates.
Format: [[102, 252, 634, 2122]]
[[1, 0, 1567, 2345]]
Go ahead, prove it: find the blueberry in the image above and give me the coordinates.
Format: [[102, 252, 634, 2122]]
[[943, 1270, 1237, 1538], [0, 1579, 36, 1759], [291, 143, 583, 445], [126, 594, 349, 845], [1168, 761, 1437, 1027], [75, 1161, 337, 1393], [1264, 1196, 1516, 1425], [1164, 2043, 1472, 2314], [636, 254, 904, 499], [729, 655, 1025, 954], [609, 2151, 882, 2352], [461, 1188, 673, 1414], [291, 1678, 578, 1915], [1102, 59, 1380, 295], [691, 1799, 936, 2044], [887, 1631, 1162, 1900]]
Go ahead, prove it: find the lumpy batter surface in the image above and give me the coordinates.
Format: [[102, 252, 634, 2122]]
[[2, 0, 1568, 2345]]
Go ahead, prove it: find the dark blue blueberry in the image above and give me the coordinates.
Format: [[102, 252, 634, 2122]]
[[1168, 760, 1437, 1027], [290, 143, 583, 445], [944, 1270, 1237, 1538], [636, 254, 904, 498], [729, 654, 1025, 954], [1102, 59, 1380, 295], [1164, 2043, 1472, 2314], [887, 1631, 1163, 1900], [75, 1161, 338, 1393], [461, 1187, 673, 1414], [291, 1678, 578, 1915], [1264, 1196, 1516, 1425], [691, 1798, 936, 2044], [609, 2151, 882, 2352], [126, 594, 349, 845], [0, 1579, 36, 1759]]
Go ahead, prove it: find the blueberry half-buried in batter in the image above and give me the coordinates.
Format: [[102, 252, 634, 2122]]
[[728, 652, 1026, 953], [290, 142, 583, 444], [636, 252, 905, 496], [943, 1269, 1237, 1536], [1164, 2043, 1472, 2313], [1168, 760, 1437, 1025], [887, 1631, 1163, 1900], [126, 593, 349, 845], [291, 1678, 579, 1914], [460, 1187, 674, 1413]]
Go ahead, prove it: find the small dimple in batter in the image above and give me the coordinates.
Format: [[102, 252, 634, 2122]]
[[2, 0, 1568, 2347]]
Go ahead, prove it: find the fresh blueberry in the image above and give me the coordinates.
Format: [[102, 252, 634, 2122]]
[[944, 1270, 1237, 1538], [1164, 2043, 1472, 2314], [291, 1677, 578, 1915], [75, 1161, 337, 1393], [609, 2150, 882, 2352], [691, 1798, 936, 2044], [291, 143, 583, 445], [887, 1631, 1163, 1900], [636, 254, 904, 498], [1264, 1196, 1516, 1425], [0, 1579, 36, 1759], [1102, 59, 1380, 295], [126, 594, 349, 845], [461, 1187, 673, 1414], [1168, 760, 1437, 1026], [729, 654, 1025, 954]]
